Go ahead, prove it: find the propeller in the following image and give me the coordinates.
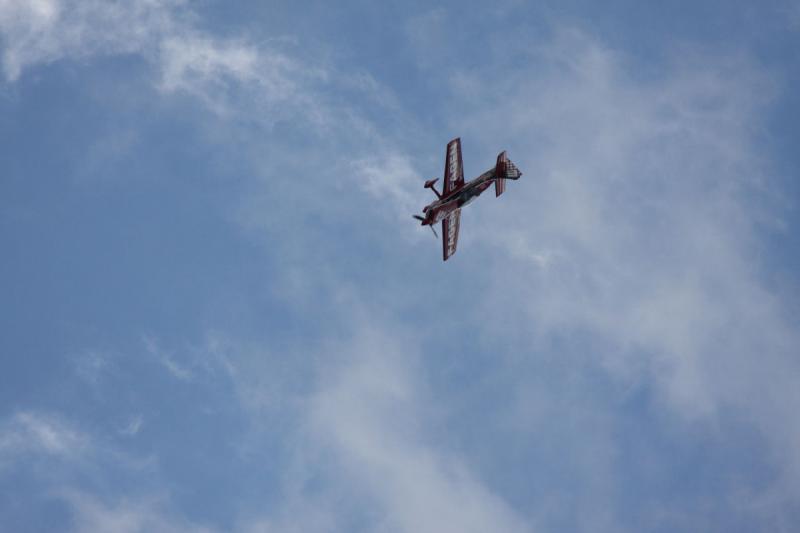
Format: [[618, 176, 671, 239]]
[[413, 215, 438, 239]]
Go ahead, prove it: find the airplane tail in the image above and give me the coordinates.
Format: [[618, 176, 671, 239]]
[[494, 151, 522, 197]]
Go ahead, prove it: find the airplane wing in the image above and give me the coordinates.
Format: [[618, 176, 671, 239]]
[[441, 209, 461, 261], [442, 137, 464, 196]]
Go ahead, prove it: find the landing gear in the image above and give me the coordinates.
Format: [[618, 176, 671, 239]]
[[424, 178, 442, 199]]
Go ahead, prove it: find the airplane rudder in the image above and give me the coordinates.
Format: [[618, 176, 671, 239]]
[[495, 177, 506, 196], [495, 151, 507, 196]]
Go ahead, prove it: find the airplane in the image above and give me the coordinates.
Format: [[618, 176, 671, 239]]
[[414, 138, 522, 261]]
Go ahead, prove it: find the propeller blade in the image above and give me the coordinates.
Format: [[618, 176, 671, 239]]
[[413, 214, 437, 238]]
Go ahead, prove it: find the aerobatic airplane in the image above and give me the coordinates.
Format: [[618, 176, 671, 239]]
[[414, 138, 522, 261]]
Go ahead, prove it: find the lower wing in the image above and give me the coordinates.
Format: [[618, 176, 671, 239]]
[[442, 209, 461, 261]]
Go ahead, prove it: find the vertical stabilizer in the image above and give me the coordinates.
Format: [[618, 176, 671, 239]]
[[494, 150, 521, 196], [495, 151, 507, 197]]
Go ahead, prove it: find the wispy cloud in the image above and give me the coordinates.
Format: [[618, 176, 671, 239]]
[[3, 2, 799, 531], [119, 415, 144, 437], [74, 349, 111, 384], [0, 0, 332, 125], [352, 153, 422, 223], [0, 0, 177, 81], [156, 33, 332, 122], [63, 490, 217, 533], [445, 27, 800, 500], [143, 335, 193, 382], [0, 411, 89, 460], [306, 325, 531, 533]]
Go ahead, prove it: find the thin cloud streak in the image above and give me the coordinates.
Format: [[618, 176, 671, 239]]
[[0, 411, 89, 461]]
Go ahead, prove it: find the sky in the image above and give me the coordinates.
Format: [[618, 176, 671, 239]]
[[1, 1, 800, 531]]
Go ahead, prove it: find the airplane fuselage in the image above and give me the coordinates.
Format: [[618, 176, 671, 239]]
[[420, 169, 496, 226]]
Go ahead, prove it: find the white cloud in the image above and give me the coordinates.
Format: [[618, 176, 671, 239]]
[[119, 415, 144, 437], [64, 491, 217, 533], [308, 326, 531, 533], [0, 411, 89, 461], [159, 36, 259, 91], [352, 153, 422, 223], [447, 28, 800, 495], [156, 34, 329, 120], [143, 335, 193, 381], [192, 323, 531, 532], [63, 488, 338, 533], [0, 0, 330, 124], [74, 349, 111, 384], [3, 2, 798, 529], [0, 0, 177, 80], [0, 410, 156, 474]]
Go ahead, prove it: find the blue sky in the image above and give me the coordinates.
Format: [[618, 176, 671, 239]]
[[2, 1, 800, 531]]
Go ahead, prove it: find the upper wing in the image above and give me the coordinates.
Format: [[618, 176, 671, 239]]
[[442, 137, 464, 196], [441, 209, 461, 261]]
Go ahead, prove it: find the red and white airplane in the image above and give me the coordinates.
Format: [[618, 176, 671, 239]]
[[414, 138, 522, 261]]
